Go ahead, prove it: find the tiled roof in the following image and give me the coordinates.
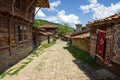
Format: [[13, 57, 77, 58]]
[[39, 32, 48, 36], [87, 13, 120, 26], [32, 27, 45, 31], [33, 24, 57, 31], [64, 34, 71, 38], [71, 32, 90, 39], [39, 31, 52, 36], [71, 27, 90, 37], [39, 24, 57, 29]]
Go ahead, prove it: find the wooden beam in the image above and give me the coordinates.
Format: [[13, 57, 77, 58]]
[[30, 8, 35, 16], [26, 0, 35, 13], [8, 16, 12, 55], [34, 7, 41, 16], [12, 0, 16, 15]]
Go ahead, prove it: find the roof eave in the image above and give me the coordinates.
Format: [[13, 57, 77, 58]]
[[35, 0, 50, 8]]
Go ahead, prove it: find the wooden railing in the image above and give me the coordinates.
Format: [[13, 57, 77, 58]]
[[14, 8, 26, 19], [14, 8, 34, 22]]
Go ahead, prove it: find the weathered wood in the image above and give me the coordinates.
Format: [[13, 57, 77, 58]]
[[0, 1, 12, 14], [8, 17, 12, 55], [12, 0, 16, 15], [0, 45, 9, 50], [26, 0, 35, 13]]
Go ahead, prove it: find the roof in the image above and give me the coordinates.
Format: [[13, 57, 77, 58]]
[[71, 27, 90, 37], [39, 31, 52, 36], [46, 32, 52, 35], [39, 32, 48, 36], [39, 24, 57, 29], [72, 32, 90, 39], [87, 13, 120, 27], [35, 0, 50, 8], [33, 24, 57, 32], [32, 27, 45, 31], [64, 34, 71, 38]]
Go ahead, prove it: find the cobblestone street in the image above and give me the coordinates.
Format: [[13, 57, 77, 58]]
[[1, 40, 120, 80]]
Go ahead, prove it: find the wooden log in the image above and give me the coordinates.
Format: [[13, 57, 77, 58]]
[[0, 27, 8, 33], [0, 45, 9, 50]]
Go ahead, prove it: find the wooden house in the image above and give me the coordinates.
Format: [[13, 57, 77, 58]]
[[32, 26, 52, 46], [40, 24, 58, 41], [71, 24, 90, 53], [32, 24, 57, 46], [0, 0, 49, 72], [87, 13, 120, 76]]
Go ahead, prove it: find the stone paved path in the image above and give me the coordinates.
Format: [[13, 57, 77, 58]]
[[2, 40, 120, 80]]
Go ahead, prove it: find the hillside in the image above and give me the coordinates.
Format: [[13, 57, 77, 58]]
[[33, 19, 75, 37], [33, 19, 59, 26]]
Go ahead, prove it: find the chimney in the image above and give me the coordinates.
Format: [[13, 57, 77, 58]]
[[75, 24, 82, 31]]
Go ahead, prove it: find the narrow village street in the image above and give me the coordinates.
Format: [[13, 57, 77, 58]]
[[1, 40, 120, 80]]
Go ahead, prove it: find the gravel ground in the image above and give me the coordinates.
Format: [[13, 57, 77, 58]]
[[1, 40, 120, 80]]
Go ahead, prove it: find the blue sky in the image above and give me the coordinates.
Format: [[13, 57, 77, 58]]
[[35, 0, 120, 28]]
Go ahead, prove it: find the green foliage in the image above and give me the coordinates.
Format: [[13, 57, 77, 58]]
[[33, 20, 40, 26], [42, 41, 56, 48], [33, 19, 58, 26], [57, 24, 74, 37]]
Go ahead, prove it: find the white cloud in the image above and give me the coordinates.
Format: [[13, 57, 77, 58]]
[[48, 0, 61, 12], [35, 8, 46, 18], [80, 0, 120, 20], [57, 10, 80, 24], [88, 0, 97, 4]]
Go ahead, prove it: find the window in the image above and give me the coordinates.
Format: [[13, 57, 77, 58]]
[[14, 24, 24, 42], [21, 0, 26, 11], [14, 0, 26, 11], [18, 25, 23, 41], [14, 0, 20, 9], [24, 26, 28, 40]]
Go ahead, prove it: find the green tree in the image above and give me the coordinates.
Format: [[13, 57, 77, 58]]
[[33, 20, 40, 26], [57, 24, 74, 37]]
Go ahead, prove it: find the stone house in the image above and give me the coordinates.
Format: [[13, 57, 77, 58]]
[[71, 24, 90, 53], [87, 13, 120, 76]]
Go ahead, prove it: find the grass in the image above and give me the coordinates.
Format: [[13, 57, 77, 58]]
[[42, 41, 56, 48], [66, 45, 98, 69], [0, 41, 56, 79]]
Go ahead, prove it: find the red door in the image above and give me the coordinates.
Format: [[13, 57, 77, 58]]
[[96, 30, 106, 59]]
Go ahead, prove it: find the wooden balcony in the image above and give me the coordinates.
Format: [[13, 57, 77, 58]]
[[14, 8, 34, 22], [14, 8, 26, 19]]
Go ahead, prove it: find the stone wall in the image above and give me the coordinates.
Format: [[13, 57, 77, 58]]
[[72, 38, 90, 53]]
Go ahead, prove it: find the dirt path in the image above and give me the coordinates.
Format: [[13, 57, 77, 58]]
[[1, 40, 120, 80]]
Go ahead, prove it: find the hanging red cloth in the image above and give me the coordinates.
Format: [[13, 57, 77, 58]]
[[96, 29, 106, 59]]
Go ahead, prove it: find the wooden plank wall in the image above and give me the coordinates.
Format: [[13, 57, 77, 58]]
[[0, 0, 12, 14], [0, 13, 33, 72], [0, 14, 9, 57]]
